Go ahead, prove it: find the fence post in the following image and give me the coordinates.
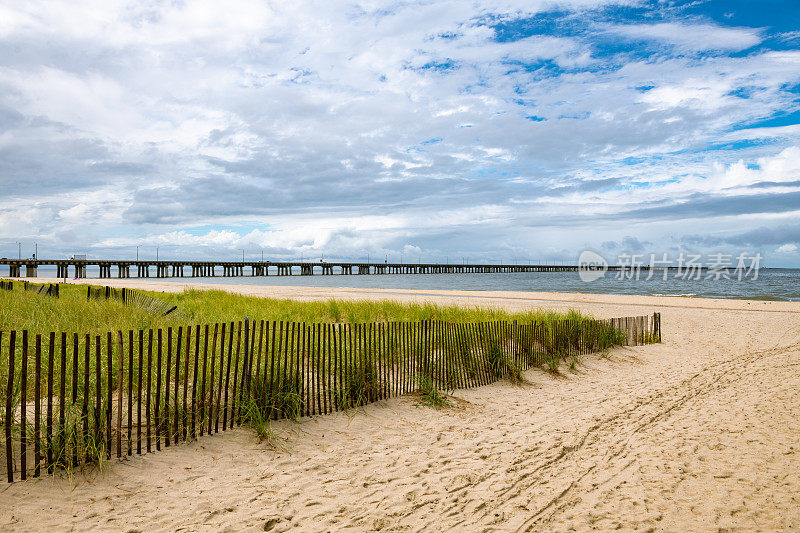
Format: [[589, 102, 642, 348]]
[[5, 331, 14, 482]]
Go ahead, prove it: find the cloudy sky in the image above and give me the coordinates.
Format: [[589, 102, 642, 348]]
[[1, 0, 799, 266]]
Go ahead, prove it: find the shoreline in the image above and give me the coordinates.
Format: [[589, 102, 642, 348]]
[[3, 276, 799, 314]]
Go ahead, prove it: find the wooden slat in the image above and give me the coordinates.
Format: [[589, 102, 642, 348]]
[[268, 321, 278, 419], [303, 323, 310, 417], [246, 319, 257, 415], [235, 318, 248, 425], [403, 321, 409, 394], [116, 332, 124, 458], [411, 321, 418, 392], [311, 322, 317, 416], [458, 321, 469, 389], [323, 324, 329, 414], [71, 332, 79, 466], [81, 334, 90, 461], [190, 325, 201, 439], [300, 322, 308, 417], [367, 323, 374, 402], [58, 333, 66, 470], [288, 322, 296, 414], [470, 322, 489, 387], [5, 331, 14, 482], [418, 321, 425, 388], [34, 334, 41, 477], [435, 321, 443, 389], [285, 322, 293, 417], [484, 321, 495, 383], [471, 322, 481, 386], [294, 323, 302, 414], [473, 323, 487, 385], [463, 323, 475, 385], [173, 327, 181, 444], [20, 331, 28, 480], [164, 328, 172, 447], [379, 323, 387, 399], [154, 329, 162, 451], [400, 321, 406, 395], [408, 322, 415, 393], [317, 324, 324, 414], [313, 323, 319, 415], [337, 323, 345, 406], [146, 329, 152, 453], [230, 321, 242, 429], [207, 323, 219, 436], [217, 322, 229, 433], [343, 322, 350, 406], [222, 322, 233, 430], [445, 322, 455, 390], [357, 323, 364, 405], [332, 324, 340, 413], [106, 332, 113, 459], [388, 322, 395, 398], [46, 332, 54, 473], [444, 321, 453, 390], [94, 335, 102, 459], [255, 320, 264, 397], [137, 330, 143, 455], [197, 324, 209, 437], [384, 323, 390, 398], [435, 320, 442, 388], [317, 323, 324, 414], [366, 323, 373, 403], [128, 330, 133, 456], [404, 322, 411, 394], [457, 323, 469, 388], [184, 325, 193, 441]]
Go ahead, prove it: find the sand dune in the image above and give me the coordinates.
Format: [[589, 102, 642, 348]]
[[1, 284, 798, 531]]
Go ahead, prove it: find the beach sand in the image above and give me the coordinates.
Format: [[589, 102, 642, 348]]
[[1, 281, 799, 531]]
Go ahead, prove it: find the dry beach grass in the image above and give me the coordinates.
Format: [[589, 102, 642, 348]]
[[1, 281, 798, 531]]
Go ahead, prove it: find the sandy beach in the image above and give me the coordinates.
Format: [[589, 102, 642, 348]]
[[1, 282, 799, 531]]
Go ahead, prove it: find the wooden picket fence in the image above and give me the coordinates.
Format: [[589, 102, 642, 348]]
[[0, 281, 59, 297], [24, 282, 60, 298], [0, 312, 660, 482]]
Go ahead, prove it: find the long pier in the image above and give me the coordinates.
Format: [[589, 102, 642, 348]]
[[0, 258, 602, 279]]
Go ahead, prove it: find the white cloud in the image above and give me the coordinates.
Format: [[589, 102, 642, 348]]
[[607, 22, 762, 52], [776, 243, 798, 254]]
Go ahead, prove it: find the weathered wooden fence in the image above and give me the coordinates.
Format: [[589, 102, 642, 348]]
[[0, 312, 660, 482], [0, 281, 60, 297], [24, 282, 60, 298], [87, 286, 180, 317]]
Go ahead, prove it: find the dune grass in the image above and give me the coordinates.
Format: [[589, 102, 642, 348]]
[[0, 283, 588, 336]]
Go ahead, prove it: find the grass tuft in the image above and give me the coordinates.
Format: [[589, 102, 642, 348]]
[[416, 373, 450, 408]]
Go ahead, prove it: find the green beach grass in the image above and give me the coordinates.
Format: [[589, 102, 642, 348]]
[[0, 282, 588, 336]]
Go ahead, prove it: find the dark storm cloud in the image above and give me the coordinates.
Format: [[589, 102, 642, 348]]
[[611, 190, 800, 221], [682, 224, 800, 247]]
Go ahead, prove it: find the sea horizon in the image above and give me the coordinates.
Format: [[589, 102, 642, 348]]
[[12, 265, 800, 302]]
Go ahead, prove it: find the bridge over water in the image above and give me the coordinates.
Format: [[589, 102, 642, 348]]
[[0, 258, 606, 279]]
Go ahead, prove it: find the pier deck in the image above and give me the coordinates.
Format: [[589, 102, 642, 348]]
[[0, 258, 605, 278]]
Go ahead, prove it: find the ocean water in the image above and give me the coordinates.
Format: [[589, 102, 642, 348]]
[[24, 266, 800, 301]]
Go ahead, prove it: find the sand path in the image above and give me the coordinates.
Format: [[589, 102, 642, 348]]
[[1, 284, 798, 531]]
